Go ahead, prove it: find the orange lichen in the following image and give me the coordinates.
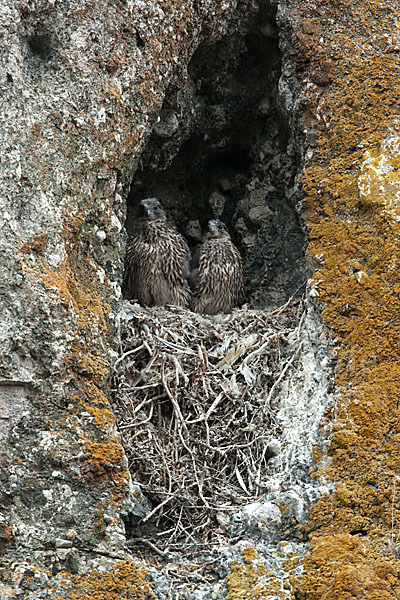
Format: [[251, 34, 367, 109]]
[[61, 558, 156, 600], [40, 261, 109, 332], [280, 501, 291, 517], [0, 522, 14, 551], [20, 252, 111, 385], [294, 534, 399, 600], [72, 380, 111, 408], [81, 435, 129, 491], [242, 547, 260, 563], [88, 498, 115, 533], [19, 253, 110, 341], [290, 0, 400, 596], [72, 342, 110, 383], [80, 401, 115, 430], [226, 549, 288, 599], [226, 560, 268, 600], [16, 200, 127, 539], [82, 436, 125, 473]]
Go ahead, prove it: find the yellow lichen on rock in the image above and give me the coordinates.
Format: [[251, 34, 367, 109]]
[[226, 549, 290, 600], [358, 134, 400, 215], [82, 436, 128, 482], [81, 401, 115, 431], [295, 534, 398, 600], [226, 560, 268, 600], [290, 0, 400, 596], [61, 558, 156, 600], [40, 259, 110, 335]]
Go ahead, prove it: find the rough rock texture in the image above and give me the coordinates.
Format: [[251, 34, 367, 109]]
[[277, 0, 400, 597], [0, 1, 252, 597], [1, 0, 400, 598]]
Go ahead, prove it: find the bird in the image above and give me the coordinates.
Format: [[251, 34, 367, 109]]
[[123, 198, 191, 307], [190, 219, 245, 315]]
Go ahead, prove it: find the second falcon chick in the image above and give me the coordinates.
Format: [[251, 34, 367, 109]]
[[190, 219, 245, 315]]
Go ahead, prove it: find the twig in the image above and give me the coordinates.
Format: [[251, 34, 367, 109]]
[[127, 537, 169, 557], [262, 343, 303, 413], [113, 345, 145, 369], [141, 495, 175, 523]]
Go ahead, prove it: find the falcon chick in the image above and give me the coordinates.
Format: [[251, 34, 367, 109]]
[[190, 219, 245, 315], [123, 198, 191, 307]]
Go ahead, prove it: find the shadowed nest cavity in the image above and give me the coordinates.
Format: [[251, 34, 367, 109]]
[[112, 297, 303, 560]]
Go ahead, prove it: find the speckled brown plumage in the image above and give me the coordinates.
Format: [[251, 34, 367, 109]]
[[190, 219, 245, 315], [123, 198, 191, 307]]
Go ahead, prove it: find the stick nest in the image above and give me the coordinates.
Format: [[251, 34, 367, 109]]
[[113, 298, 303, 557]]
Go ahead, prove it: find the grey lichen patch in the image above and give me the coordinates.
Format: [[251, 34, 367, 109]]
[[0, 383, 31, 442]]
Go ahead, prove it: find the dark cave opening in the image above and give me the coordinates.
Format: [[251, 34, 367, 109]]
[[27, 33, 52, 60], [125, 2, 307, 310]]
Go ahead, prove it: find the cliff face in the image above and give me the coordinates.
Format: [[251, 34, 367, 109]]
[[0, 1, 250, 596], [1, 0, 400, 598], [278, 1, 400, 597]]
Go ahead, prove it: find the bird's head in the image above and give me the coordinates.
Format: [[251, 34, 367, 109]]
[[140, 198, 167, 222], [206, 219, 230, 240]]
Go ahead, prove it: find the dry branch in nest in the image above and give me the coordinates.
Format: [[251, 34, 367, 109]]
[[112, 298, 303, 556]]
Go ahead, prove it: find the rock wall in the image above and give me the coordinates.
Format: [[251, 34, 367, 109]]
[[277, 0, 400, 597], [1, 0, 400, 598], [0, 1, 251, 597]]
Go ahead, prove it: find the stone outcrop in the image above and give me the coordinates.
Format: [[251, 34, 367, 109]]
[[1, 0, 400, 598], [277, 0, 400, 597], [0, 1, 251, 596]]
